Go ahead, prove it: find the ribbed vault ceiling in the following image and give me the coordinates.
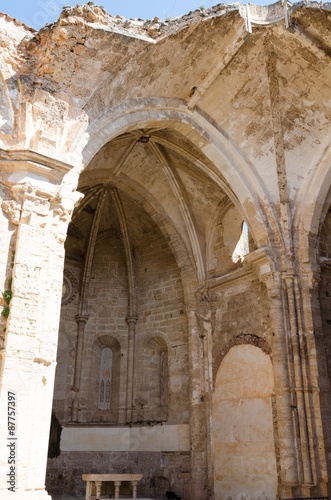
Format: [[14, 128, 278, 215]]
[[66, 127, 244, 283]]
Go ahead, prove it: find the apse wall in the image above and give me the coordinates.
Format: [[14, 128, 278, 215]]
[[47, 220, 190, 498]]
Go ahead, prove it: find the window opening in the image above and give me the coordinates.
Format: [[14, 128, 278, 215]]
[[232, 221, 249, 263], [99, 347, 112, 410]]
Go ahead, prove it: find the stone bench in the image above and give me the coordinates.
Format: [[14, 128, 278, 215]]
[[82, 473, 143, 500]]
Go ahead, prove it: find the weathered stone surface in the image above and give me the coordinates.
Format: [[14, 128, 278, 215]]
[[0, 2, 331, 500]]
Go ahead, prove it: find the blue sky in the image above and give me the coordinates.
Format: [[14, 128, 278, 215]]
[[0, 0, 274, 30]]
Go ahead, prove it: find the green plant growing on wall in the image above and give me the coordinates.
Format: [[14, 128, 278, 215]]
[[2, 277, 12, 319], [2, 251, 14, 319]]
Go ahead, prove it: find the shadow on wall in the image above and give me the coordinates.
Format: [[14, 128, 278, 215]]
[[48, 410, 62, 459]]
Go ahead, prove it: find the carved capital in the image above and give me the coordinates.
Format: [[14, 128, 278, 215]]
[[1, 182, 50, 222], [126, 315, 138, 325], [1, 199, 21, 224], [0, 148, 84, 221], [195, 284, 218, 303], [75, 315, 89, 326], [282, 273, 295, 290], [1, 181, 83, 243]]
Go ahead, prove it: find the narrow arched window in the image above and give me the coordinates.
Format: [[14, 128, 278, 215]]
[[232, 221, 249, 263], [100, 380, 105, 403], [106, 380, 110, 403], [99, 347, 112, 410]]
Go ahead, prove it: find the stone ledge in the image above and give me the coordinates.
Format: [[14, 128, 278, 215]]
[[60, 424, 190, 452]]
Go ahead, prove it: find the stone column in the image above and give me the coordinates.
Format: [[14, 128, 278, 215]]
[[262, 272, 300, 497], [71, 314, 89, 422], [299, 267, 329, 496], [263, 267, 327, 497], [185, 305, 207, 500], [126, 315, 137, 423], [283, 274, 313, 492], [0, 182, 77, 500], [195, 287, 216, 499]]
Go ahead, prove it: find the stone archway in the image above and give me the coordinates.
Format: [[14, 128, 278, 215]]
[[66, 98, 279, 253], [212, 344, 278, 500]]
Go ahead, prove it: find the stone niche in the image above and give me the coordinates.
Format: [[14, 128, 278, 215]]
[[212, 344, 277, 500]]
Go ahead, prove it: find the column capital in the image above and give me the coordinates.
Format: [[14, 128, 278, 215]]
[[1, 181, 82, 242], [2, 183, 51, 223], [282, 273, 296, 289], [126, 315, 138, 325], [195, 284, 218, 304], [75, 314, 89, 325], [2, 180, 81, 217], [0, 149, 83, 229]]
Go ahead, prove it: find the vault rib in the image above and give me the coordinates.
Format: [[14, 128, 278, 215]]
[[111, 187, 137, 424], [71, 187, 108, 422], [78, 188, 108, 315], [110, 187, 136, 317], [72, 185, 103, 221], [290, 20, 331, 59], [152, 135, 242, 209], [187, 23, 250, 109], [149, 140, 205, 283], [113, 139, 138, 176], [265, 37, 293, 263]]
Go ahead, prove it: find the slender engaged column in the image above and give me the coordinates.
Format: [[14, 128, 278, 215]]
[[71, 314, 89, 422], [300, 268, 329, 495], [283, 275, 313, 487], [112, 189, 138, 424], [72, 189, 107, 422], [186, 305, 207, 500], [126, 315, 137, 423], [262, 272, 299, 496], [195, 287, 216, 499]]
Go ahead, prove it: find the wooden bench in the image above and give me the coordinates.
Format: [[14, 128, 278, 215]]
[[82, 473, 143, 500]]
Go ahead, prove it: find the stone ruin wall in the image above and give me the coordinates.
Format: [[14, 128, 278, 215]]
[[0, 2, 331, 499]]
